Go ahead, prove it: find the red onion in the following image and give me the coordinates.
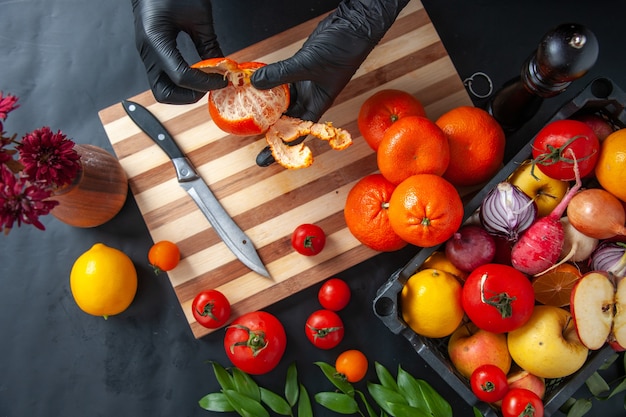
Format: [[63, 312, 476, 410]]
[[590, 240, 626, 278], [480, 182, 538, 242]]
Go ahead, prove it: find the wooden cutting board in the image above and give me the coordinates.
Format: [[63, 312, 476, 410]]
[[98, 0, 472, 339]]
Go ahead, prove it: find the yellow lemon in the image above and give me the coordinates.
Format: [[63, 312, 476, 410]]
[[400, 268, 464, 338], [595, 128, 626, 202], [70, 243, 138, 318]]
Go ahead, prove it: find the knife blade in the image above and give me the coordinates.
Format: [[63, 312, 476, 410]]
[[121, 100, 271, 278]]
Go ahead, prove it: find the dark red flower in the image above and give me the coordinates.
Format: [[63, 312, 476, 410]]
[[0, 92, 19, 120], [0, 165, 58, 233], [17, 127, 80, 188]]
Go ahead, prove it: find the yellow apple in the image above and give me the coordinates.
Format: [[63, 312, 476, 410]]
[[447, 322, 512, 379], [508, 159, 570, 217], [507, 305, 588, 379]]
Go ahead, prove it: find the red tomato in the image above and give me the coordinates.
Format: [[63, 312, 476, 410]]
[[224, 311, 286, 375], [318, 278, 351, 311], [501, 388, 544, 417], [470, 364, 509, 403], [292, 224, 326, 256], [305, 309, 345, 349], [531, 119, 600, 180], [192, 289, 231, 329], [461, 264, 535, 333]]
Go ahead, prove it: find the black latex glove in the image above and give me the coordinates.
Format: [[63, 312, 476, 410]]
[[251, 0, 410, 122], [131, 0, 228, 104]]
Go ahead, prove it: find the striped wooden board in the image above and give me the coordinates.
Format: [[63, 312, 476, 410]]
[[98, 0, 473, 339]]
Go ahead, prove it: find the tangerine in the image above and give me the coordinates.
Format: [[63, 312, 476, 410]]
[[357, 89, 426, 151], [344, 174, 407, 252], [420, 251, 468, 282], [70, 243, 138, 318], [192, 58, 290, 136], [435, 106, 506, 187], [388, 174, 463, 247], [377, 116, 450, 184], [595, 128, 626, 202], [532, 263, 582, 307]]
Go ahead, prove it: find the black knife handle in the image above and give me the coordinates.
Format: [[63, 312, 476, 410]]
[[122, 100, 185, 160]]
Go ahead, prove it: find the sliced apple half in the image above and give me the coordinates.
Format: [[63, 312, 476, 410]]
[[570, 271, 626, 350]]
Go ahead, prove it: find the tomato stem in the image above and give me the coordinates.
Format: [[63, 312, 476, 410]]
[[307, 324, 343, 339], [479, 273, 516, 318], [530, 134, 596, 180], [196, 302, 218, 321], [227, 324, 268, 357]]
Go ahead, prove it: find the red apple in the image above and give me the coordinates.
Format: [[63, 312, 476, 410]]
[[447, 322, 512, 379], [574, 113, 614, 142], [506, 369, 546, 399], [570, 271, 626, 350]]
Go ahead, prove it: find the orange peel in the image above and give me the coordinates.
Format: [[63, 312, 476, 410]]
[[265, 116, 352, 169]]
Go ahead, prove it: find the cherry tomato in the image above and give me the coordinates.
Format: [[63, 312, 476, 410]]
[[461, 264, 534, 333], [305, 309, 345, 349], [470, 364, 509, 403], [335, 349, 368, 383], [531, 119, 600, 181], [148, 240, 180, 274], [292, 223, 326, 256], [318, 278, 351, 311], [192, 289, 231, 329], [224, 311, 286, 375], [501, 388, 544, 417]]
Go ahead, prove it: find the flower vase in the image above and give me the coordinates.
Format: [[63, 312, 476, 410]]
[[50, 144, 128, 227]]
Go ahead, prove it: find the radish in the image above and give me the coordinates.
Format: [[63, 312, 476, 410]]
[[511, 149, 582, 275]]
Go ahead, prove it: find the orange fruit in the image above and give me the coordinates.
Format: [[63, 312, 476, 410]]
[[148, 240, 181, 274], [357, 89, 426, 151], [70, 243, 138, 318], [192, 57, 290, 136], [344, 174, 407, 252], [335, 349, 368, 383], [420, 251, 468, 282], [532, 263, 582, 307], [435, 106, 506, 187], [388, 174, 464, 248], [595, 128, 626, 202], [376, 116, 450, 184]]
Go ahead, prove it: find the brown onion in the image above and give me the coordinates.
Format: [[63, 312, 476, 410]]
[[566, 188, 626, 239]]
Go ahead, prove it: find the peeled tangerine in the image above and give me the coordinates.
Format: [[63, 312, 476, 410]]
[[192, 57, 352, 169], [70, 243, 138, 318], [507, 305, 588, 379]]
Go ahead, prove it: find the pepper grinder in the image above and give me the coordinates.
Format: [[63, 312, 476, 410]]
[[488, 23, 599, 132]]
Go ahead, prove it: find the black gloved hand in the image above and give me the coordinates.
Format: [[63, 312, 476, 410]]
[[131, 0, 228, 104], [251, 0, 410, 122]]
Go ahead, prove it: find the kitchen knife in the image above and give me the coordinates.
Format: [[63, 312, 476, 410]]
[[121, 100, 271, 278]]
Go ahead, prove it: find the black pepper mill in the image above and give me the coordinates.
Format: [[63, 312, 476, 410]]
[[488, 23, 599, 132]]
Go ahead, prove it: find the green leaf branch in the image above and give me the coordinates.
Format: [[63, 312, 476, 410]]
[[199, 361, 452, 417], [559, 352, 626, 417]]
